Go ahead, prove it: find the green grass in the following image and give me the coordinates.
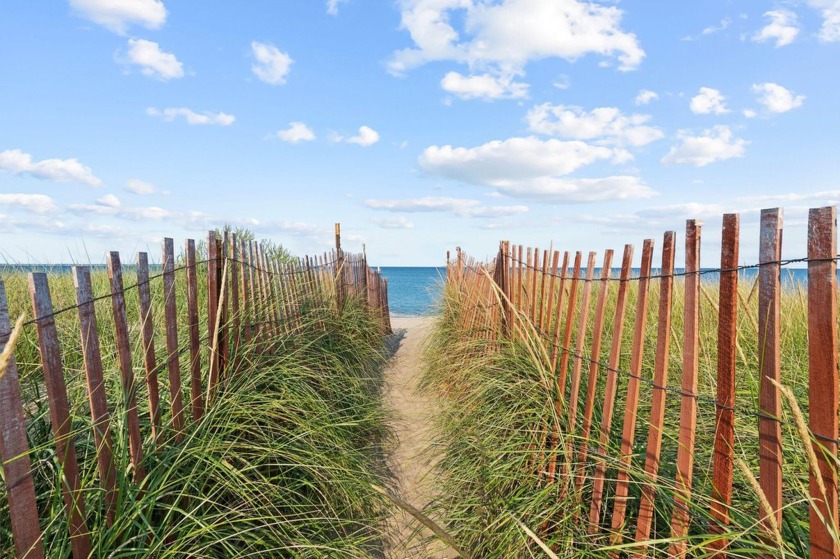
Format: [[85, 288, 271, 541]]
[[0, 258, 394, 557], [422, 269, 834, 557]]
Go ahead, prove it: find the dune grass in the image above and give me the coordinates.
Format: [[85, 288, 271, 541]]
[[0, 259, 394, 557], [422, 268, 835, 557]]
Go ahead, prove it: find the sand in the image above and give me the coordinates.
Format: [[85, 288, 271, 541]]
[[383, 316, 454, 559]]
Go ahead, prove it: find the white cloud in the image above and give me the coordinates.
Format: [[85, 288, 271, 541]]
[[807, 1, 840, 42], [326, 0, 349, 16], [372, 216, 415, 229], [0, 193, 59, 214], [419, 136, 654, 202], [440, 71, 528, 100], [743, 109, 757, 118], [690, 87, 729, 115], [634, 89, 658, 106], [276, 122, 316, 143], [389, 0, 645, 94], [752, 82, 805, 113], [752, 10, 799, 47], [702, 17, 731, 36], [365, 196, 528, 218], [661, 125, 747, 167], [0, 149, 102, 186], [123, 38, 183, 80], [345, 126, 380, 147], [147, 107, 235, 126], [125, 179, 159, 195], [251, 41, 293, 85], [70, 0, 166, 34], [526, 104, 663, 147], [737, 189, 840, 204], [96, 193, 121, 207]]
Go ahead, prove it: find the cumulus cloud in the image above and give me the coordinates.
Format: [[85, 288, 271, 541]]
[[251, 41, 293, 85], [0, 193, 59, 214], [372, 216, 415, 229], [125, 179, 159, 195], [418, 136, 653, 202], [441, 71, 529, 100], [96, 193, 121, 207], [0, 149, 102, 186], [70, 0, 166, 34], [690, 87, 729, 115], [661, 125, 747, 167], [365, 196, 528, 218], [147, 107, 235, 125], [752, 82, 805, 113], [807, 0, 840, 42], [276, 122, 316, 143], [122, 38, 183, 80], [752, 10, 799, 47], [336, 125, 380, 147], [634, 89, 658, 106], [526, 104, 663, 147], [326, 0, 349, 16]]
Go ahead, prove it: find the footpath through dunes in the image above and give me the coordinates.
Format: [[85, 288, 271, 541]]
[[383, 316, 454, 559]]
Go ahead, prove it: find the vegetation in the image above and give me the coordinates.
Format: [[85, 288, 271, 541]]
[[0, 258, 393, 557], [423, 269, 833, 557]]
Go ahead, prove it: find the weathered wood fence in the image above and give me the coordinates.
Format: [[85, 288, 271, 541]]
[[0, 224, 391, 558], [447, 206, 839, 557]]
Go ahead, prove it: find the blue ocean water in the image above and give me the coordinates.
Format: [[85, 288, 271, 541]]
[[379, 267, 445, 316]]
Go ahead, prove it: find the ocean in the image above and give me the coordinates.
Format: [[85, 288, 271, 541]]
[[378, 267, 446, 317]]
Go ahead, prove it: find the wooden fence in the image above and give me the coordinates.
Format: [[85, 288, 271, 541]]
[[446, 206, 839, 557], [0, 224, 391, 558]]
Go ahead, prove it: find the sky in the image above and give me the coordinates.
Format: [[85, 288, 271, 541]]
[[1, 0, 839, 266]]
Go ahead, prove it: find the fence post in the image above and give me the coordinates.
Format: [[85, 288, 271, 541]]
[[28, 273, 92, 559], [207, 231, 220, 396], [136, 253, 161, 445], [709, 214, 740, 553], [807, 206, 839, 557], [230, 233, 241, 357], [669, 220, 702, 555], [185, 239, 203, 422], [0, 280, 45, 559], [73, 266, 118, 525], [335, 223, 344, 312], [610, 238, 654, 542], [576, 249, 614, 492], [588, 243, 634, 532], [758, 208, 783, 543], [634, 231, 676, 552], [162, 238, 186, 441], [107, 251, 145, 480]]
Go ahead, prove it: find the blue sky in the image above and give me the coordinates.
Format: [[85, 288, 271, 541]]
[[1, 0, 839, 266]]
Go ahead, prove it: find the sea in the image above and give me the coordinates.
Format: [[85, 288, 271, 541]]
[[378, 267, 446, 317]]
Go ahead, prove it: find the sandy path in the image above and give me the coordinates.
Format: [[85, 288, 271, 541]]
[[384, 316, 453, 559]]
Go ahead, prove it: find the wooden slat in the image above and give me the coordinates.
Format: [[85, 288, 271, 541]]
[[240, 238, 252, 345], [136, 252, 161, 445], [72, 266, 118, 525], [548, 252, 570, 372], [107, 251, 145, 480], [588, 244, 634, 532], [634, 231, 676, 553], [162, 238, 186, 441], [516, 245, 524, 321], [230, 233, 241, 357], [547, 252, 581, 483], [576, 249, 615, 492], [609, 239, 654, 541], [708, 214, 740, 554], [567, 251, 597, 435], [28, 273, 92, 559], [757, 208, 783, 541], [541, 251, 560, 339], [807, 206, 839, 558], [185, 239, 203, 422], [0, 280, 45, 559], [335, 223, 344, 311], [538, 249, 550, 332], [217, 236, 228, 377], [529, 247, 539, 324], [207, 232, 221, 393], [668, 220, 702, 555]]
